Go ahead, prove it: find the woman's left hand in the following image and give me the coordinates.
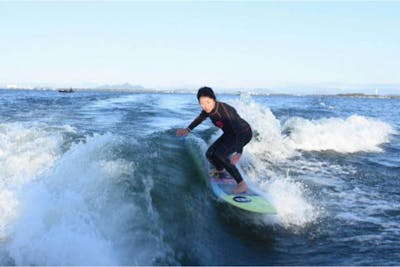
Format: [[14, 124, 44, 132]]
[[230, 153, 241, 165]]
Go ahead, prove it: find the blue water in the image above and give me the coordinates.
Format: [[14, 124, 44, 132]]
[[0, 89, 399, 265]]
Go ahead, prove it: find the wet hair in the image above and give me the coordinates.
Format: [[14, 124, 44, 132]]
[[197, 87, 216, 101]]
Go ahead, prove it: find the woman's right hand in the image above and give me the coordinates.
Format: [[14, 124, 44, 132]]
[[176, 128, 190, 137]]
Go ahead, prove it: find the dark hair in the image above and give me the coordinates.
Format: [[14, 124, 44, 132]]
[[197, 87, 216, 101]]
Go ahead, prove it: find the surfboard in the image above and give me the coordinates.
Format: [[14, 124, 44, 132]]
[[209, 168, 277, 214]]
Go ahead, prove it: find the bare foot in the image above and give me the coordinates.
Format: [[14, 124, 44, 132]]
[[233, 181, 248, 194]]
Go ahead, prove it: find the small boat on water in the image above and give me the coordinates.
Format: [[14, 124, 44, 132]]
[[58, 88, 74, 93]]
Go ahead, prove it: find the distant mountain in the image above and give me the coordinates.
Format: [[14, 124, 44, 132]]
[[95, 83, 145, 91]]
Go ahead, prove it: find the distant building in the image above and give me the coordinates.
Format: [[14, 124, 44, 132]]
[[6, 84, 18, 89]]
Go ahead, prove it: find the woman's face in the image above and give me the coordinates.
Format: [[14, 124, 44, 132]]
[[199, 96, 216, 113]]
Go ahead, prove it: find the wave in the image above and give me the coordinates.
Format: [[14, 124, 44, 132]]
[[229, 97, 322, 227], [222, 95, 395, 228], [187, 132, 319, 229], [284, 115, 396, 153], [232, 95, 296, 162], [232, 96, 395, 157], [0, 122, 174, 265], [1, 93, 397, 264], [0, 122, 67, 187]]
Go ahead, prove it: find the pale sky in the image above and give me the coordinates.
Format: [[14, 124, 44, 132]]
[[1, 1, 400, 92]]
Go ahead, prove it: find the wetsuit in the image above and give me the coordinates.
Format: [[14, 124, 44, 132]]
[[187, 101, 252, 184]]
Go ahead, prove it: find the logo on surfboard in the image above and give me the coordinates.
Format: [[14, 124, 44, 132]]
[[233, 196, 252, 203]]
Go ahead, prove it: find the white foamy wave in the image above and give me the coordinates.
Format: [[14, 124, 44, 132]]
[[0, 190, 18, 240], [242, 166, 320, 228], [0, 122, 63, 186], [227, 96, 321, 227], [8, 134, 120, 264], [230, 95, 295, 162], [9, 182, 118, 265], [284, 115, 396, 153], [1, 124, 172, 265], [265, 176, 320, 228], [0, 122, 64, 241], [196, 95, 395, 229]]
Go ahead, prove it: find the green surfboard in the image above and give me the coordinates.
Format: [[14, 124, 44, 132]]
[[209, 168, 277, 214]]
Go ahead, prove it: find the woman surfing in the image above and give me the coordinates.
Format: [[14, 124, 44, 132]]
[[176, 87, 253, 194]]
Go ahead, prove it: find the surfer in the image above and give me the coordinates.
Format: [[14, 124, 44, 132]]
[[176, 87, 252, 194]]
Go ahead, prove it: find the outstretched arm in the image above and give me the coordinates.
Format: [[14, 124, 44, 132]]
[[176, 111, 208, 137], [187, 110, 208, 132]]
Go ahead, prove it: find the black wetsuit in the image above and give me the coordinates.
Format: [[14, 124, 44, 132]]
[[187, 101, 252, 184]]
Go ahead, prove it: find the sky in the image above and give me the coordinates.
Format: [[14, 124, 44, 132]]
[[1, 1, 400, 93]]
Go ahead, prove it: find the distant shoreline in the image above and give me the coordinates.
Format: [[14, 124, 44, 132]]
[[1, 88, 399, 99]]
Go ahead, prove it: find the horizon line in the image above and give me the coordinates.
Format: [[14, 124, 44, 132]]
[[1, 86, 400, 97]]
